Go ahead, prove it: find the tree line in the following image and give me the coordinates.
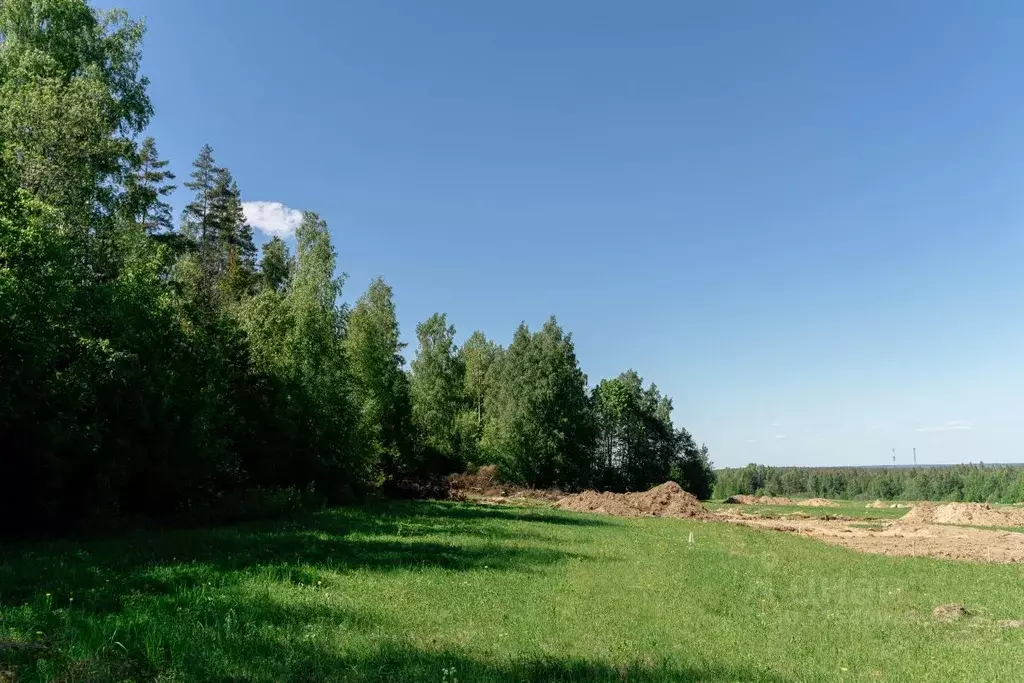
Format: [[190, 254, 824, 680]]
[[714, 463, 1024, 503], [0, 0, 713, 534]]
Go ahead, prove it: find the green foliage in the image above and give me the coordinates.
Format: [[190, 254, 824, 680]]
[[482, 319, 595, 489], [713, 463, 1024, 503], [345, 277, 415, 480], [410, 313, 465, 471], [258, 235, 293, 292], [122, 135, 175, 233], [0, 0, 151, 227]]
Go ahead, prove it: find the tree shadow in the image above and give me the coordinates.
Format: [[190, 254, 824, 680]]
[[0, 501, 785, 682], [301, 642, 792, 683], [0, 500, 598, 613]]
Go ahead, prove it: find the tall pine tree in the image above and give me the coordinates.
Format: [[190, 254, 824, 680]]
[[123, 136, 176, 233]]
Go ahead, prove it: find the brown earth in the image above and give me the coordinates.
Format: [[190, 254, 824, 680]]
[[724, 494, 795, 505], [901, 502, 1024, 527], [798, 498, 840, 508], [554, 482, 712, 520], [933, 604, 968, 622], [448, 465, 563, 503], [723, 494, 839, 507], [720, 510, 1024, 564], [867, 500, 889, 509]]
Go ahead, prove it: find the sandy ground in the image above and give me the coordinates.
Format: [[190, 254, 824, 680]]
[[715, 508, 1024, 564]]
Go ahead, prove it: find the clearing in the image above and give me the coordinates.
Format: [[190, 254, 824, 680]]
[[2, 499, 1024, 681]]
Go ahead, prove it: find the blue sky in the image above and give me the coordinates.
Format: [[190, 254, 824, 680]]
[[108, 0, 1024, 467]]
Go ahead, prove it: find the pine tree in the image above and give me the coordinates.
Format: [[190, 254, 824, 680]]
[[213, 169, 256, 299], [180, 144, 222, 295], [124, 136, 176, 233]]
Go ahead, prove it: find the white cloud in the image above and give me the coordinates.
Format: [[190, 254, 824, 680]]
[[746, 439, 759, 444], [915, 420, 974, 433], [773, 433, 787, 440], [770, 421, 781, 427], [242, 201, 303, 238]]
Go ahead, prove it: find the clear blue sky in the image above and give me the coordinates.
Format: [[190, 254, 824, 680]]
[[109, 0, 1024, 468]]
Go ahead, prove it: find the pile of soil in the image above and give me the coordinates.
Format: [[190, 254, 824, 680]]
[[902, 502, 1024, 527], [866, 500, 889, 509], [798, 498, 840, 508], [447, 465, 563, 502], [555, 482, 711, 520], [724, 494, 795, 505]]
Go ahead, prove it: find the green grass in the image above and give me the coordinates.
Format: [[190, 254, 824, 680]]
[[2, 501, 1023, 682]]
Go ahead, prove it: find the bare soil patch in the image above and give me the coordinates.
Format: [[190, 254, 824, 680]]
[[902, 502, 1024, 527], [723, 494, 839, 507], [724, 494, 794, 505], [933, 604, 968, 622], [555, 482, 712, 520], [798, 498, 840, 508], [720, 510, 1024, 564]]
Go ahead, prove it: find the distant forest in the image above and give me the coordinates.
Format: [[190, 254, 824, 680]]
[[714, 463, 1024, 503], [0, 1, 713, 534]]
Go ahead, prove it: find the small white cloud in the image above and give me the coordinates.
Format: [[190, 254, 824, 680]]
[[242, 201, 303, 238], [915, 420, 974, 433], [773, 433, 786, 440], [746, 439, 759, 444], [770, 421, 781, 427]]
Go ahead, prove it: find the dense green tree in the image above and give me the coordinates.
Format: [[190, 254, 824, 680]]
[[259, 236, 293, 292], [212, 168, 256, 300], [410, 313, 465, 470], [0, 1, 151, 225], [592, 370, 688, 492], [460, 330, 499, 427], [482, 318, 595, 489], [346, 278, 414, 479]]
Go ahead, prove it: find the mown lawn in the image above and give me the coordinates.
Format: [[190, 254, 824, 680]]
[[2, 501, 1023, 682]]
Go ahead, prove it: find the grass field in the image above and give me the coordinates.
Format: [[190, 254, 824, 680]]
[[2, 501, 1023, 682]]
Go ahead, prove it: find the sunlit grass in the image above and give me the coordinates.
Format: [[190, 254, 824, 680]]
[[2, 501, 1022, 681]]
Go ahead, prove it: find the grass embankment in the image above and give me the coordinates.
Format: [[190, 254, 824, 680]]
[[2, 501, 1023, 681]]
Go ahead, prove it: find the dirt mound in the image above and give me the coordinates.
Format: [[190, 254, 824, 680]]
[[899, 502, 1024, 528], [931, 503, 1024, 527], [555, 482, 711, 520], [899, 502, 935, 525], [724, 494, 794, 505], [448, 464, 501, 493], [866, 500, 888, 509], [798, 498, 840, 508], [447, 465, 563, 502]]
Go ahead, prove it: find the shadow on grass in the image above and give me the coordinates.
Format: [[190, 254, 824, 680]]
[[0, 501, 785, 681], [301, 643, 792, 683], [0, 501, 601, 611]]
